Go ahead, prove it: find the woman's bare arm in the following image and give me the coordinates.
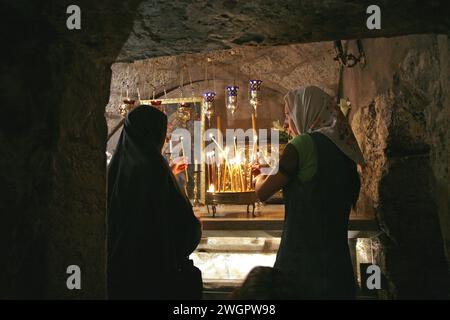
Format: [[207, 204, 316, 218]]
[[255, 144, 298, 202]]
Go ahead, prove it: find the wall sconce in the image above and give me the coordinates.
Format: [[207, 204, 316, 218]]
[[334, 40, 366, 68]]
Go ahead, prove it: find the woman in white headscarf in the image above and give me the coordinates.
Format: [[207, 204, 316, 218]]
[[253, 86, 364, 299]]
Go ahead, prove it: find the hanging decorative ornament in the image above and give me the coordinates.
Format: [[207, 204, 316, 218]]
[[175, 64, 192, 127], [226, 85, 239, 116], [150, 99, 163, 113], [119, 83, 135, 117], [249, 79, 263, 117], [177, 102, 192, 127], [203, 91, 216, 125], [119, 98, 136, 117]]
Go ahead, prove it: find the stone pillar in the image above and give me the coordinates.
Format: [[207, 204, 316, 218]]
[[343, 34, 450, 299], [0, 0, 141, 299]]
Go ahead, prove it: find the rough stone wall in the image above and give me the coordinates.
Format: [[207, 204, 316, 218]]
[[0, 0, 141, 299], [343, 34, 450, 298], [119, 0, 450, 62]]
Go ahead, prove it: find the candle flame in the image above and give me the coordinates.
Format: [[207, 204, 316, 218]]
[[206, 138, 255, 193]]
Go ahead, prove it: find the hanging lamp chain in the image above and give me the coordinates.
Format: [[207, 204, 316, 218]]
[[179, 65, 184, 99], [185, 64, 195, 97]]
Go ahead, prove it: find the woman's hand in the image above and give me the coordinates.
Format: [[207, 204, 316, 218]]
[[251, 163, 261, 177], [170, 157, 188, 176], [254, 144, 298, 202]]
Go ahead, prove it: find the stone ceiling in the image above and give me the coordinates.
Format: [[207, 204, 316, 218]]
[[117, 0, 450, 62]]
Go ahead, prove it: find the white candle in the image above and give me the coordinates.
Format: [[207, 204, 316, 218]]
[[212, 151, 216, 190], [194, 159, 199, 171], [180, 137, 188, 182]]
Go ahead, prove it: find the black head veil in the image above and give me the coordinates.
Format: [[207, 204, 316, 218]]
[[106, 105, 196, 299]]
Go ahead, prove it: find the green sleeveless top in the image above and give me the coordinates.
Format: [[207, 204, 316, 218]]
[[288, 134, 318, 182]]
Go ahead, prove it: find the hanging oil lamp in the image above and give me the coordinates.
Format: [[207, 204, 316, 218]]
[[249, 79, 262, 117], [177, 102, 192, 127], [118, 83, 136, 117], [226, 85, 239, 116], [148, 84, 162, 111], [203, 92, 216, 125]]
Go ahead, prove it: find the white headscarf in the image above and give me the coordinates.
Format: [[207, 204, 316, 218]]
[[285, 86, 365, 165]]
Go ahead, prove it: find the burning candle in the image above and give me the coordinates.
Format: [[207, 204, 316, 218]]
[[217, 161, 222, 192], [217, 115, 222, 137], [206, 152, 211, 188], [237, 155, 245, 192], [252, 135, 258, 162], [252, 112, 257, 135], [222, 147, 230, 191], [243, 157, 248, 191], [221, 158, 228, 191]]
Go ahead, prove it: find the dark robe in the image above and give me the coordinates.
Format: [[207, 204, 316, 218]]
[[275, 132, 360, 299], [107, 105, 202, 300]]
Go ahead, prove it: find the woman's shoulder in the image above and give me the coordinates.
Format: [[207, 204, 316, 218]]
[[289, 133, 314, 152]]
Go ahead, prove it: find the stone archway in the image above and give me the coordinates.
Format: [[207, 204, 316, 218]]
[[1, 0, 449, 299]]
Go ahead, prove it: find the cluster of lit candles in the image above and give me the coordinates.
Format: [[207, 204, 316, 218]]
[[206, 114, 258, 193]]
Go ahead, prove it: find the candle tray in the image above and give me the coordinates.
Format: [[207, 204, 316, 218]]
[[205, 191, 258, 217]]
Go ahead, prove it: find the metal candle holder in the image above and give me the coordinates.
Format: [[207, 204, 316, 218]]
[[206, 191, 257, 217], [193, 170, 203, 207], [204, 144, 257, 218]]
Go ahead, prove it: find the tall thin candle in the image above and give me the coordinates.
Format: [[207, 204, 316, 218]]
[[251, 112, 257, 134], [212, 152, 216, 191], [206, 152, 211, 189], [180, 137, 189, 183], [217, 115, 222, 137]]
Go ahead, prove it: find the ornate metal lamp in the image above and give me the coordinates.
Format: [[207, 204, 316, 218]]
[[203, 92, 216, 125], [249, 80, 262, 117], [226, 85, 239, 116]]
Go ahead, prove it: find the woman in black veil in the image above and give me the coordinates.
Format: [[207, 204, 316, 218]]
[[107, 105, 202, 299]]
